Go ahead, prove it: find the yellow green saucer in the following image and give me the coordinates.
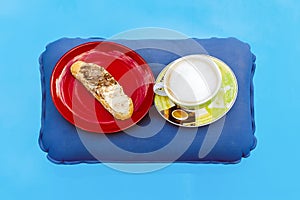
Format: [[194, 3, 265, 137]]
[[154, 55, 238, 127]]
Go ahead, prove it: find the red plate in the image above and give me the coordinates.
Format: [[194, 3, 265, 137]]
[[51, 41, 154, 133]]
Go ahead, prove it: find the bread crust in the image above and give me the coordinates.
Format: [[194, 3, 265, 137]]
[[71, 61, 134, 120]]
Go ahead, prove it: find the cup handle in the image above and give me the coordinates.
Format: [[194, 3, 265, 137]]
[[153, 82, 168, 96]]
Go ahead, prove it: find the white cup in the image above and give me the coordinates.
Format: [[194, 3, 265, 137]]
[[154, 54, 222, 109]]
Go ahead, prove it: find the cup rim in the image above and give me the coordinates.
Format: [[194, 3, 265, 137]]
[[163, 54, 222, 107]]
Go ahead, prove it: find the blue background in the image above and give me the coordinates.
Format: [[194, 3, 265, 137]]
[[1, 0, 299, 199]]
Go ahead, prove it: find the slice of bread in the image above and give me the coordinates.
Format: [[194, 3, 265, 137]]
[[70, 61, 134, 120]]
